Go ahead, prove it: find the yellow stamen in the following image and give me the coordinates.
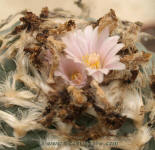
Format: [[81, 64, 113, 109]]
[[71, 72, 82, 84], [82, 53, 101, 69]]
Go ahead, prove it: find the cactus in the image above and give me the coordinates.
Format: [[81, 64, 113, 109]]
[[0, 5, 155, 150]]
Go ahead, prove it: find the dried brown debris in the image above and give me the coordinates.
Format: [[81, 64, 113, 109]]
[[24, 45, 42, 68], [36, 32, 48, 44], [21, 18, 75, 70], [67, 86, 87, 105], [12, 24, 26, 35], [103, 51, 151, 84], [150, 75, 155, 94], [39, 82, 127, 140], [97, 9, 118, 34], [97, 9, 142, 57], [103, 70, 133, 84], [93, 103, 126, 130], [47, 36, 65, 53], [121, 51, 152, 70], [12, 11, 42, 34], [91, 80, 111, 108], [120, 23, 141, 50], [90, 80, 126, 130], [48, 20, 76, 36], [40, 7, 49, 18]]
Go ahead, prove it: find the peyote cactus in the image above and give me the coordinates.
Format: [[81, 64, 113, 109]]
[[0, 3, 155, 150]]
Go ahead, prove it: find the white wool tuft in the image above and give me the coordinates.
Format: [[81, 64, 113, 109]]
[[135, 126, 152, 145], [15, 51, 39, 90], [102, 80, 122, 106], [0, 73, 41, 108], [0, 110, 43, 137], [54, 118, 72, 134], [121, 88, 144, 125], [0, 133, 23, 148]]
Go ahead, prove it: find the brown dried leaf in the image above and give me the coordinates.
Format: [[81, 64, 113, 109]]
[[121, 23, 141, 49], [103, 69, 139, 84], [40, 7, 49, 18], [150, 75, 155, 94], [49, 20, 76, 35], [112, 20, 142, 55], [91, 80, 111, 108], [98, 9, 118, 33], [67, 86, 87, 105], [47, 36, 66, 53], [12, 11, 42, 34], [121, 51, 152, 69]]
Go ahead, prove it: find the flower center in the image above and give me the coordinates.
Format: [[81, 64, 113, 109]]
[[82, 53, 101, 69], [71, 72, 83, 84]]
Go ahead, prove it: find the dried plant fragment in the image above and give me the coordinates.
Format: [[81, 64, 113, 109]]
[[97, 9, 118, 33], [49, 20, 76, 36], [67, 86, 87, 105], [121, 51, 152, 70], [40, 7, 49, 18], [47, 36, 65, 53], [24, 45, 42, 68], [121, 23, 141, 50], [12, 11, 42, 34], [91, 80, 111, 108], [150, 75, 155, 94]]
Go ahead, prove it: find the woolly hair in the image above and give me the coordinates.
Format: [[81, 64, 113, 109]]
[[0, 133, 22, 148], [0, 110, 44, 137]]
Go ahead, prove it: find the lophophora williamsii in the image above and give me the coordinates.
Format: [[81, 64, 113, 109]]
[[0, 7, 153, 150]]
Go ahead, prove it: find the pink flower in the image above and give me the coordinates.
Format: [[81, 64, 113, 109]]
[[54, 57, 87, 87], [62, 25, 125, 83]]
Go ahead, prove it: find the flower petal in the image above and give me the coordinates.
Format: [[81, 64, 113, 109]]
[[104, 43, 124, 64], [63, 36, 84, 59], [99, 36, 120, 59], [104, 55, 120, 67], [97, 27, 109, 49], [84, 25, 98, 53], [105, 62, 126, 70]]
